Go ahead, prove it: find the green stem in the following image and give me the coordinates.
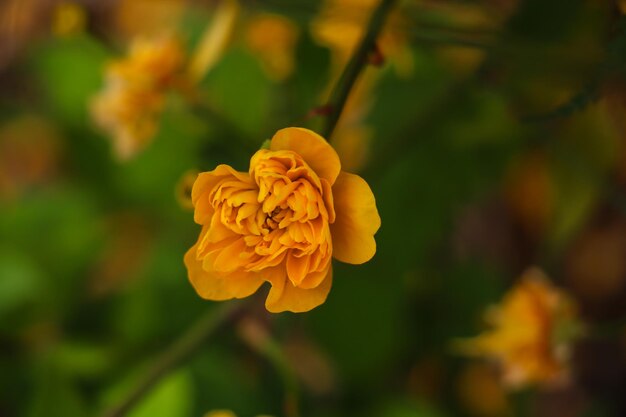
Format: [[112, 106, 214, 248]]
[[99, 301, 247, 417], [322, 0, 398, 140]]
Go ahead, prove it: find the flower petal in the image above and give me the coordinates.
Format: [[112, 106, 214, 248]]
[[185, 243, 264, 300], [192, 165, 251, 224], [330, 171, 380, 264], [298, 261, 331, 290], [270, 127, 341, 184], [265, 266, 333, 313], [286, 252, 310, 285], [321, 178, 335, 223], [212, 237, 248, 273]]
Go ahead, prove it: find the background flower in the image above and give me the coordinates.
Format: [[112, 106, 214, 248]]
[[91, 34, 185, 160], [457, 268, 579, 389]]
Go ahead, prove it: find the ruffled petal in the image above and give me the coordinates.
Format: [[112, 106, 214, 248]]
[[265, 266, 333, 313], [321, 177, 335, 223], [298, 261, 331, 290], [330, 171, 380, 264], [185, 243, 264, 300], [212, 237, 248, 273], [286, 252, 310, 285], [192, 165, 251, 224], [270, 127, 341, 185]]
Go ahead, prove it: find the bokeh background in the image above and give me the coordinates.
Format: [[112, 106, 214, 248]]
[[3, 0, 626, 416]]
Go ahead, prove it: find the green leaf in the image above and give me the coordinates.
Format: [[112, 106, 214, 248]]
[[0, 249, 43, 318], [202, 47, 272, 140], [28, 34, 109, 126], [102, 369, 194, 417], [129, 369, 194, 417]]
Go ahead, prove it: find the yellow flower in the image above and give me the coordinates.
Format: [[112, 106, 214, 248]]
[[458, 268, 578, 389], [245, 13, 299, 81], [93, 1, 239, 160], [91, 35, 185, 160], [185, 127, 381, 313]]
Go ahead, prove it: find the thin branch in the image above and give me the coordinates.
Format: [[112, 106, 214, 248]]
[[521, 83, 601, 124], [322, 0, 399, 140], [99, 301, 247, 417]]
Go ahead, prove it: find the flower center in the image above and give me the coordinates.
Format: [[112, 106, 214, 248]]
[[262, 206, 287, 232]]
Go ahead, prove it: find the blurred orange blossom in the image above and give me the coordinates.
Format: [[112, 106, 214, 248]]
[[457, 268, 580, 389], [185, 127, 381, 313], [92, 0, 240, 160], [90, 34, 185, 160]]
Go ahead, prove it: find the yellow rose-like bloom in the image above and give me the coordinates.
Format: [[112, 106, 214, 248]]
[[91, 35, 184, 160], [458, 268, 578, 389], [185, 127, 381, 313]]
